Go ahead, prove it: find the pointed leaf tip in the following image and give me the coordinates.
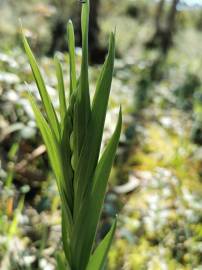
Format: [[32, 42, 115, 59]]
[[86, 218, 117, 270]]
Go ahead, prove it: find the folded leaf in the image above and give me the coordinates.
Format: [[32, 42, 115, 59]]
[[71, 109, 122, 270], [73, 32, 115, 216], [61, 207, 70, 261], [73, 0, 91, 166]]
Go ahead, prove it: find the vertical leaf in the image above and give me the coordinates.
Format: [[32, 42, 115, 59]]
[[71, 109, 122, 270], [61, 110, 74, 211], [73, 0, 91, 197], [55, 56, 66, 122], [24, 2, 120, 269], [77, 0, 91, 146], [61, 207, 70, 261], [56, 253, 71, 270], [73, 32, 115, 215], [67, 20, 77, 94]]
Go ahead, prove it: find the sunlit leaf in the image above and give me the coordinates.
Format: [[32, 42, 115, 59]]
[[22, 30, 60, 140], [24, 0, 121, 269], [74, 32, 115, 217], [55, 56, 66, 122], [87, 219, 117, 270], [67, 20, 77, 94], [71, 109, 122, 270]]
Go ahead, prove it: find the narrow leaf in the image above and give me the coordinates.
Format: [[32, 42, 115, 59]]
[[71, 109, 122, 270], [87, 219, 117, 270], [74, 32, 115, 214], [74, 0, 91, 157], [61, 207, 70, 261], [28, 94, 73, 233], [56, 253, 71, 270], [55, 56, 66, 122], [61, 109, 74, 211], [67, 20, 77, 94], [22, 30, 60, 140]]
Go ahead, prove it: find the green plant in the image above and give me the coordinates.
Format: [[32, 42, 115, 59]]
[[22, 0, 122, 269]]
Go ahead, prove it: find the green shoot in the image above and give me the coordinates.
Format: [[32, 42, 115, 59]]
[[22, 0, 122, 269]]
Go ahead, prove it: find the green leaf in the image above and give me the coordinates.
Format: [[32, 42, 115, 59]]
[[28, 94, 61, 181], [67, 20, 77, 94], [54, 56, 66, 122], [28, 94, 73, 234], [56, 253, 71, 270], [73, 0, 91, 165], [22, 31, 60, 140], [73, 32, 115, 215], [92, 32, 115, 119], [60, 110, 74, 211], [87, 219, 117, 270], [61, 207, 70, 261], [81, 0, 89, 76], [71, 109, 122, 270]]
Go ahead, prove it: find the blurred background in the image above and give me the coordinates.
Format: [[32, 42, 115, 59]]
[[0, 0, 202, 269]]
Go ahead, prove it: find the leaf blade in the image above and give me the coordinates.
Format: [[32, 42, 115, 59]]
[[71, 109, 122, 270], [22, 30, 60, 140], [67, 20, 77, 94], [73, 0, 91, 202], [28, 94, 73, 237], [87, 219, 117, 270], [74, 32, 115, 215], [55, 56, 66, 122]]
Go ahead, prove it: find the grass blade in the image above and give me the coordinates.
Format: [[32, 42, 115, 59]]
[[22, 31, 60, 140], [72, 0, 91, 198], [73, 32, 115, 215], [71, 109, 122, 270], [87, 219, 117, 270], [61, 207, 70, 261], [55, 56, 66, 122], [81, 0, 89, 88], [74, 0, 91, 154], [28, 94, 73, 234], [67, 20, 77, 94], [56, 253, 71, 270]]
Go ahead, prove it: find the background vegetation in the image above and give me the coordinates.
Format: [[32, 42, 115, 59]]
[[0, 0, 202, 269]]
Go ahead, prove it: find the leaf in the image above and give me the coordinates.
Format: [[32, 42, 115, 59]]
[[28, 94, 73, 233], [56, 253, 71, 270], [61, 207, 71, 263], [60, 91, 78, 212], [92, 32, 115, 123], [22, 30, 60, 140], [87, 219, 117, 270], [71, 109, 122, 270], [67, 20, 77, 94], [60, 110, 74, 211], [73, 32, 115, 215], [73, 0, 91, 167], [55, 56, 66, 122]]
